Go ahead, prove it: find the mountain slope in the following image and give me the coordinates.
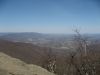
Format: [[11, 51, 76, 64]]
[[0, 52, 55, 75], [0, 39, 49, 65], [0, 39, 68, 66]]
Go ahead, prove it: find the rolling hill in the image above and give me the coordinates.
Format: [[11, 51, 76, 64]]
[[0, 32, 100, 49], [0, 39, 68, 66], [0, 32, 72, 48]]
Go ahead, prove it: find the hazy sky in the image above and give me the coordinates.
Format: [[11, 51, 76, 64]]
[[0, 0, 100, 33]]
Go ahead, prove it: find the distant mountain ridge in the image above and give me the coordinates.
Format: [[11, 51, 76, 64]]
[[0, 32, 100, 48], [0, 32, 73, 48]]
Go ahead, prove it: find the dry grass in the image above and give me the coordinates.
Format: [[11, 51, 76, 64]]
[[0, 52, 55, 75]]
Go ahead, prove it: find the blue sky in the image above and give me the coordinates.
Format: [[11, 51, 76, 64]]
[[0, 0, 100, 33]]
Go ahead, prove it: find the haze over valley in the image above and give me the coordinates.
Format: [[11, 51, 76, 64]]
[[0, 0, 100, 75]]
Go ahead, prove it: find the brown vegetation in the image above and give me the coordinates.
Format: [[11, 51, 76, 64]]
[[0, 31, 100, 75]]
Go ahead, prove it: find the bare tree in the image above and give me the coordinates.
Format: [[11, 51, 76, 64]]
[[42, 48, 56, 73], [64, 29, 96, 75]]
